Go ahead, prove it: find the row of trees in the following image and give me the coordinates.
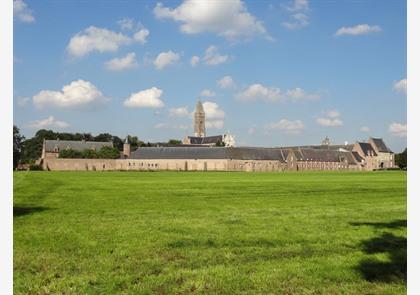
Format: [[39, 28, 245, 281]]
[[13, 126, 183, 168], [395, 148, 407, 169], [59, 146, 120, 159]]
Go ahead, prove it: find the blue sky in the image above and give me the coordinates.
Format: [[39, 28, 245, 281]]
[[13, 0, 407, 152]]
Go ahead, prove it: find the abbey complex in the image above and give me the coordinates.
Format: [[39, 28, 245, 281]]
[[39, 101, 395, 172]]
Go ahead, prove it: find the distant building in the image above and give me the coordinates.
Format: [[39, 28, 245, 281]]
[[41, 139, 113, 159], [183, 100, 236, 147]]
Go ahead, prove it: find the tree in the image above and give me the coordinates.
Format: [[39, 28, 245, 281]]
[[215, 140, 225, 147], [13, 125, 25, 169], [112, 136, 123, 151], [94, 133, 113, 143], [168, 139, 182, 145], [395, 148, 407, 169], [59, 149, 83, 158], [97, 146, 120, 159]]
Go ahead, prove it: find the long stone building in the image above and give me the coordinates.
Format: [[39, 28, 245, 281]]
[[39, 100, 395, 172]]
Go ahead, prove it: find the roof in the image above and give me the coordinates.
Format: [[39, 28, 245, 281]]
[[291, 148, 357, 165], [44, 140, 113, 152], [188, 135, 223, 145], [130, 147, 290, 161], [370, 138, 392, 153], [352, 151, 364, 163], [357, 142, 377, 157]]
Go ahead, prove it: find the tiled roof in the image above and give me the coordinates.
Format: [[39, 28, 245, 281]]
[[352, 151, 364, 163], [370, 138, 392, 153], [130, 147, 290, 161], [188, 135, 223, 144], [45, 140, 113, 152], [293, 148, 357, 165], [358, 142, 377, 157]]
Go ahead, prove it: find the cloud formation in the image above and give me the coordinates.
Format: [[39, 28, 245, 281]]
[[154, 123, 188, 130], [360, 126, 370, 132], [153, 0, 268, 40], [203, 101, 225, 129], [33, 80, 108, 110], [153, 51, 180, 70], [316, 110, 343, 127], [236, 84, 319, 102], [203, 46, 229, 65], [123, 87, 165, 108], [200, 89, 216, 97], [389, 122, 407, 137], [26, 116, 69, 129], [104, 52, 138, 71], [393, 79, 407, 94], [190, 56, 200, 67], [67, 26, 149, 57], [14, 0, 35, 23], [169, 107, 189, 118], [218, 76, 235, 89], [335, 24, 381, 36], [265, 119, 304, 134], [282, 0, 310, 30]]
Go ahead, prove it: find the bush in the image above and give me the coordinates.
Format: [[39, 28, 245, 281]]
[[29, 164, 43, 171], [97, 146, 120, 159]]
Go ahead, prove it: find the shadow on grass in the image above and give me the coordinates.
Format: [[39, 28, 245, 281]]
[[351, 219, 406, 283], [13, 206, 50, 217]]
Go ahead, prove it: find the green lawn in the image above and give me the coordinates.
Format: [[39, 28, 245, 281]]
[[14, 171, 406, 295]]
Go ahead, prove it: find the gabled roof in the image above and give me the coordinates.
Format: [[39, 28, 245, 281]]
[[44, 140, 113, 152], [352, 151, 364, 163], [129, 147, 289, 161], [188, 135, 223, 145], [370, 137, 392, 153], [292, 148, 357, 164], [357, 142, 377, 157]]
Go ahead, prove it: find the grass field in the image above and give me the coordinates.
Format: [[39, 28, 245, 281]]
[[14, 171, 406, 295]]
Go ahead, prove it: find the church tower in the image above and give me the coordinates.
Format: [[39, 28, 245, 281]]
[[123, 136, 131, 158], [194, 100, 206, 137]]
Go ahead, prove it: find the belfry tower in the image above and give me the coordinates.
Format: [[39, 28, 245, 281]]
[[194, 100, 206, 137]]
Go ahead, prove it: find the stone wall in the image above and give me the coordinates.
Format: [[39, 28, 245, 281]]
[[43, 158, 360, 172]]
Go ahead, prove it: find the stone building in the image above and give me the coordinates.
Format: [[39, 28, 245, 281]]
[[40, 137, 395, 172], [183, 100, 236, 147]]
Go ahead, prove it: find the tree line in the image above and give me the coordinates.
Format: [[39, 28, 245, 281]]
[[13, 126, 182, 169]]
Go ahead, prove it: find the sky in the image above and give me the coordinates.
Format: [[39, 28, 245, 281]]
[[13, 0, 407, 152]]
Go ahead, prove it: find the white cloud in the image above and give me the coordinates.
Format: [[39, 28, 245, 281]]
[[133, 29, 150, 44], [285, 0, 309, 12], [123, 87, 165, 108], [393, 79, 407, 94], [14, 0, 35, 23], [360, 126, 370, 132], [202, 101, 225, 119], [389, 122, 407, 137], [153, 0, 268, 40], [200, 89, 216, 97], [16, 96, 30, 107], [206, 120, 224, 129], [190, 55, 200, 67], [153, 51, 180, 70], [67, 26, 132, 57], [154, 123, 188, 130], [316, 118, 343, 127], [236, 84, 319, 102], [218, 76, 235, 89], [169, 107, 189, 117], [326, 110, 340, 118], [67, 26, 149, 57], [316, 110, 343, 127], [117, 18, 135, 30], [104, 52, 138, 71], [203, 46, 229, 65], [26, 116, 69, 129], [282, 0, 309, 29], [33, 80, 108, 110], [202, 101, 225, 129], [265, 119, 304, 134], [335, 24, 381, 36]]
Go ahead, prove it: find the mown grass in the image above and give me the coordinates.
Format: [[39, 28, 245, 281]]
[[14, 171, 406, 294]]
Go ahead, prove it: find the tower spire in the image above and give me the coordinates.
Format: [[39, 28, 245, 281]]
[[194, 100, 206, 137]]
